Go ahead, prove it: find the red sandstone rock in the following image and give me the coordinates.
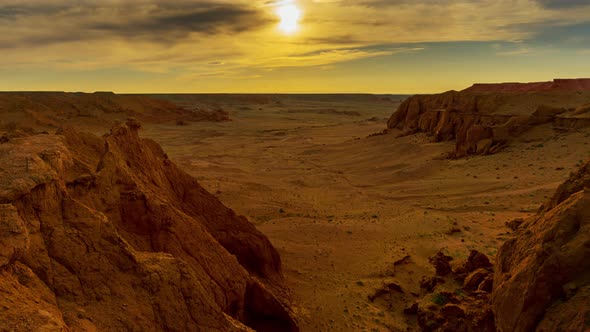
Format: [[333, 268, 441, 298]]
[[463, 268, 490, 291], [539, 159, 590, 212], [492, 159, 590, 332], [0, 120, 297, 331], [463, 250, 492, 273], [429, 251, 453, 276], [387, 80, 590, 157], [462, 78, 590, 93]]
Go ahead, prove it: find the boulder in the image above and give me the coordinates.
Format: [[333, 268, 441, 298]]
[[429, 251, 453, 276], [420, 276, 445, 292], [464, 250, 492, 272], [476, 138, 493, 155], [463, 268, 490, 291], [454, 250, 492, 281]]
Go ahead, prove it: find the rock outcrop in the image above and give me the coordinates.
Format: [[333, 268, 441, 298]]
[[0, 120, 297, 331], [404, 250, 496, 332], [463, 78, 590, 93], [492, 159, 590, 332], [387, 80, 590, 157]]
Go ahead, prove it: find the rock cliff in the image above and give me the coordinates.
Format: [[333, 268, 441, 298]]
[[463, 78, 590, 93], [0, 119, 297, 331], [387, 80, 590, 157], [492, 159, 590, 331]]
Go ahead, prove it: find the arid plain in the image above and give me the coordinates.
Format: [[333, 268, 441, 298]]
[[3, 0, 590, 330], [141, 93, 590, 331], [1, 87, 589, 331]]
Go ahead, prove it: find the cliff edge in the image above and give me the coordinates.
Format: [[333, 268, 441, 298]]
[[387, 79, 590, 157], [492, 159, 590, 331], [0, 119, 297, 331]]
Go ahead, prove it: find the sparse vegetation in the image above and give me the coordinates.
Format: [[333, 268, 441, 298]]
[[432, 293, 448, 306]]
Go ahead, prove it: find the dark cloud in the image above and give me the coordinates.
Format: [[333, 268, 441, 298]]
[[0, 4, 66, 19], [337, 0, 587, 9], [0, 1, 272, 47], [335, 0, 480, 7], [529, 22, 590, 45], [536, 0, 590, 9], [89, 6, 269, 38], [503, 21, 590, 50]]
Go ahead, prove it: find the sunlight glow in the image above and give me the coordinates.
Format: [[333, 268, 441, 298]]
[[277, 4, 301, 34]]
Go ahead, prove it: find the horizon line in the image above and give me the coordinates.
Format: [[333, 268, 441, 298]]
[[0, 90, 424, 95]]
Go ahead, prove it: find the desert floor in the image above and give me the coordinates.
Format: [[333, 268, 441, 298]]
[[141, 95, 590, 331]]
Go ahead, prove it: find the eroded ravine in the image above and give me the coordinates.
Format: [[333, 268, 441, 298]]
[[143, 94, 590, 331]]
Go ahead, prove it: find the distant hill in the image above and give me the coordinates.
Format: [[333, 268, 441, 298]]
[[0, 91, 229, 132]]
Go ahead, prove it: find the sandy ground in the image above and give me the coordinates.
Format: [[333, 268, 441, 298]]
[[141, 95, 590, 331]]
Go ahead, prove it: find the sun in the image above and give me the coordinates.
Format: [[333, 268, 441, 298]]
[[277, 4, 301, 34]]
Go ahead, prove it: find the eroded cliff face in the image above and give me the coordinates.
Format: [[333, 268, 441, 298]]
[[387, 83, 590, 157], [389, 159, 590, 331], [0, 119, 297, 331], [492, 159, 590, 332], [463, 78, 590, 93]]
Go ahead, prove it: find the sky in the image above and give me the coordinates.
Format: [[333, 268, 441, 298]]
[[0, 0, 589, 93]]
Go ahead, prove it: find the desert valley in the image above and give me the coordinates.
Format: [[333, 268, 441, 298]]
[[1, 78, 590, 331], [2, 1, 590, 330]]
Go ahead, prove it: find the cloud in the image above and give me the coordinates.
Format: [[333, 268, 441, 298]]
[[536, 0, 590, 9], [0, 1, 273, 47], [260, 46, 424, 68], [1, 0, 589, 88], [304, 35, 366, 45], [506, 21, 590, 47], [313, 0, 483, 7], [496, 48, 533, 56], [90, 6, 271, 38]]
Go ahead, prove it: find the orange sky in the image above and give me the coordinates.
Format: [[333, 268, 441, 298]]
[[1, 0, 590, 93]]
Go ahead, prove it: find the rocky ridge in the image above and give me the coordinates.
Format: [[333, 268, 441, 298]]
[[387, 79, 590, 157], [0, 119, 297, 331], [0, 92, 229, 131], [492, 159, 590, 332], [463, 78, 590, 93]]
